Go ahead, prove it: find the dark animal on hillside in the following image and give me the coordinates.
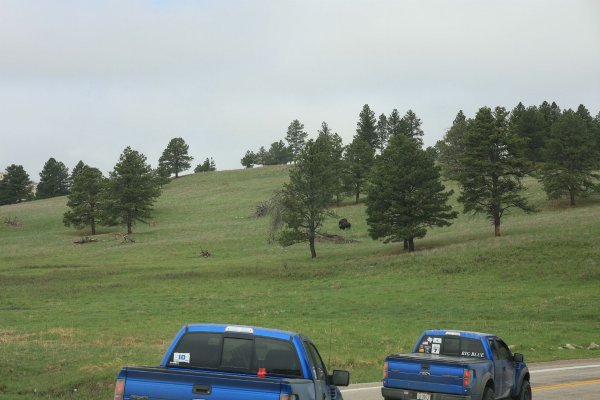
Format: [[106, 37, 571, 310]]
[[339, 218, 351, 230]]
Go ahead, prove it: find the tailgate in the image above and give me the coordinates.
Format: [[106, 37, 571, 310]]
[[385, 354, 477, 396], [123, 367, 292, 400]]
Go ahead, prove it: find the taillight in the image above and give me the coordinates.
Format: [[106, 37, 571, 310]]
[[279, 395, 298, 400], [383, 361, 388, 378], [114, 378, 125, 400], [463, 369, 473, 387]]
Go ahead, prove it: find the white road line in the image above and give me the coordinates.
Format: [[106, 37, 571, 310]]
[[340, 386, 380, 393], [531, 364, 600, 374]]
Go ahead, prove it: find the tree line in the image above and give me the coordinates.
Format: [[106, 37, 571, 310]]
[[268, 102, 600, 257], [0, 137, 206, 234], [0, 137, 212, 205], [2, 102, 598, 251]]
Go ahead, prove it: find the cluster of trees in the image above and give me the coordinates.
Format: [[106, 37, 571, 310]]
[[240, 120, 307, 168], [0, 137, 216, 207], [270, 105, 457, 257], [436, 102, 600, 209], [63, 147, 161, 235], [272, 102, 600, 258], [0, 137, 217, 234]]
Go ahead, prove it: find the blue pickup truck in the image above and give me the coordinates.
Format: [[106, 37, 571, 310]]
[[382, 330, 530, 400], [114, 324, 350, 400]]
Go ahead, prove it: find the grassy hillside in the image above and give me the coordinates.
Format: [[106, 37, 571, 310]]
[[1, 165, 599, 399]]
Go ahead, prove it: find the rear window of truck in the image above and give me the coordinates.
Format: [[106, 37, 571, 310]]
[[417, 335, 486, 358], [169, 332, 302, 377]]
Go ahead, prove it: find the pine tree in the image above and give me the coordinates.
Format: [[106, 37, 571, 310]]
[[538, 101, 562, 154], [158, 137, 193, 178], [356, 104, 378, 149], [241, 150, 257, 168], [366, 134, 457, 252], [285, 119, 308, 161], [343, 137, 375, 204], [71, 160, 87, 181], [317, 122, 345, 206], [436, 110, 468, 180], [387, 109, 402, 138], [594, 111, 600, 161], [0, 164, 33, 205], [540, 109, 599, 206], [457, 106, 534, 237], [63, 166, 105, 235], [376, 113, 389, 152], [277, 137, 337, 258], [195, 158, 217, 172], [263, 141, 292, 165], [509, 105, 546, 165], [36, 157, 70, 199], [255, 146, 267, 165], [102, 147, 161, 234], [399, 109, 424, 145]]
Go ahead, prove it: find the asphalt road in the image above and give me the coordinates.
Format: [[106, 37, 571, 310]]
[[340, 358, 600, 400]]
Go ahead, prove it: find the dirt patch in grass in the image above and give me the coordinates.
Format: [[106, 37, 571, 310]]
[[317, 233, 358, 244], [0, 329, 32, 344]]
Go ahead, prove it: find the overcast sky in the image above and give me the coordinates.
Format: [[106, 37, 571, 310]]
[[1, 0, 599, 179]]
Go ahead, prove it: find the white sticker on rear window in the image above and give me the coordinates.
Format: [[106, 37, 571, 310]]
[[173, 352, 190, 363], [433, 338, 442, 344], [432, 344, 441, 354]]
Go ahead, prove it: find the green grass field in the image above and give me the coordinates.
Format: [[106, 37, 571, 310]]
[[1, 165, 599, 399]]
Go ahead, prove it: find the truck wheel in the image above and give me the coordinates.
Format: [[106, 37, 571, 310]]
[[515, 381, 532, 400], [483, 388, 494, 400]]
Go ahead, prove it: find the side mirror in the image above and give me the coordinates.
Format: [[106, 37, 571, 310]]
[[331, 370, 350, 387], [513, 353, 524, 363]]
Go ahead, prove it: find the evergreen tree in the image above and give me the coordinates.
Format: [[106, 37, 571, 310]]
[[241, 150, 257, 168], [594, 111, 600, 160], [511, 102, 526, 122], [436, 110, 468, 180], [540, 109, 599, 206], [317, 122, 345, 206], [575, 104, 597, 138], [255, 146, 267, 165], [36, 157, 70, 199], [155, 163, 172, 187], [263, 141, 293, 165], [285, 119, 308, 161], [376, 113, 389, 152], [277, 137, 337, 258], [102, 147, 161, 234], [195, 158, 217, 172], [158, 137, 193, 178], [63, 166, 105, 235], [509, 105, 546, 165], [538, 101, 562, 153], [343, 136, 375, 204], [71, 160, 87, 181], [0, 164, 33, 205], [356, 104, 378, 149], [366, 134, 457, 252], [387, 109, 402, 138], [399, 109, 424, 145], [457, 106, 534, 237]]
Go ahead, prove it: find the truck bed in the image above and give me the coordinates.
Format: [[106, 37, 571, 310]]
[[384, 353, 488, 397], [121, 366, 312, 400]]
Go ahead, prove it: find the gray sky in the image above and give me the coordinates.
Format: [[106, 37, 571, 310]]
[[1, 0, 599, 179]]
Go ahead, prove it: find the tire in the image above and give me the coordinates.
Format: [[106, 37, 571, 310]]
[[515, 380, 532, 400], [483, 387, 494, 400]]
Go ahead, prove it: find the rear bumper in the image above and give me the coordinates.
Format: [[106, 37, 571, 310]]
[[382, 387, 471, 400]]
